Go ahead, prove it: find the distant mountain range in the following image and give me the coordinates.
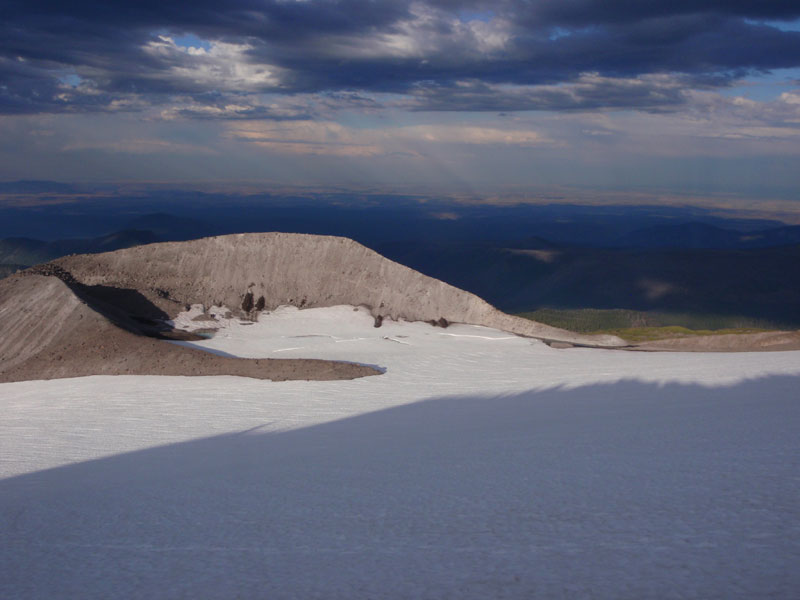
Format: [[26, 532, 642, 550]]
[[615, 222, 800, 249], [0, 230, 159, 274], [123, 213, 213, 241], [0, 180, 80, 194]]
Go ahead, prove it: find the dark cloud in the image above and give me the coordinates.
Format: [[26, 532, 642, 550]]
[[519, 1, 800, 26], [1, 0, 410, 38], [1, 1, 800, 115], [409, 76, 690, 113], [0, 56, 129, 115]]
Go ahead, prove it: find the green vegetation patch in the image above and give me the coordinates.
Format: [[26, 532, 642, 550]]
[[595, 325, 769, 343], [516, 308, 782, 341]]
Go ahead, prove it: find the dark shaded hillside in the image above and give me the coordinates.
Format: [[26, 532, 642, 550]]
[[617, 222, 800, 249], [124, 213, 213, 241], [376, 241, 800, 326], [0, 237, 46, 266], [47, 229, 160, 257], [0, 230, 159, 276], [0, 264, 26, 279]]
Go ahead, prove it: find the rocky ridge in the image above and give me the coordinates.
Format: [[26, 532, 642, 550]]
[[50, 232, 626, 348]]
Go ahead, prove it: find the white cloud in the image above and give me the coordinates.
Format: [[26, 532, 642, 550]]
[[143, 36, 283, 91], [63, 138, 217, 155], [779, 91, 800, 105], [397, 124, 548, 146], [226, 120, 385, 156], [318, 2, 512, 60], [226, 119, 551, 156]]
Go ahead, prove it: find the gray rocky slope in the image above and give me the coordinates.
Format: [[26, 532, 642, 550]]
[[51, 232, 625, 347], [0, 273, 380, 383]]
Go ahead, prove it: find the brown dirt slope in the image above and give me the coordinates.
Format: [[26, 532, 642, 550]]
[[632, 331, 800, 352], [52, 232, 625, 348], [0, 274, 380, 383]]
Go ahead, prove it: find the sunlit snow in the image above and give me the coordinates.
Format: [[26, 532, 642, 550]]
[[2, 306, 799, 598]]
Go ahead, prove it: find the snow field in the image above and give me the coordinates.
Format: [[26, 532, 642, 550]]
[[2, 305, 799, 598]]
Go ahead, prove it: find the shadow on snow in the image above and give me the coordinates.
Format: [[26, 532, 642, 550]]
[[2, 376, 799, 598]]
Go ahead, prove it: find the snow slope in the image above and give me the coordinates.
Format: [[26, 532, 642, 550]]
[[2, 306, 799, 599]]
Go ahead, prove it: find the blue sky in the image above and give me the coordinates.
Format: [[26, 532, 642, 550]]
[[1, 1, 799, 205]]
